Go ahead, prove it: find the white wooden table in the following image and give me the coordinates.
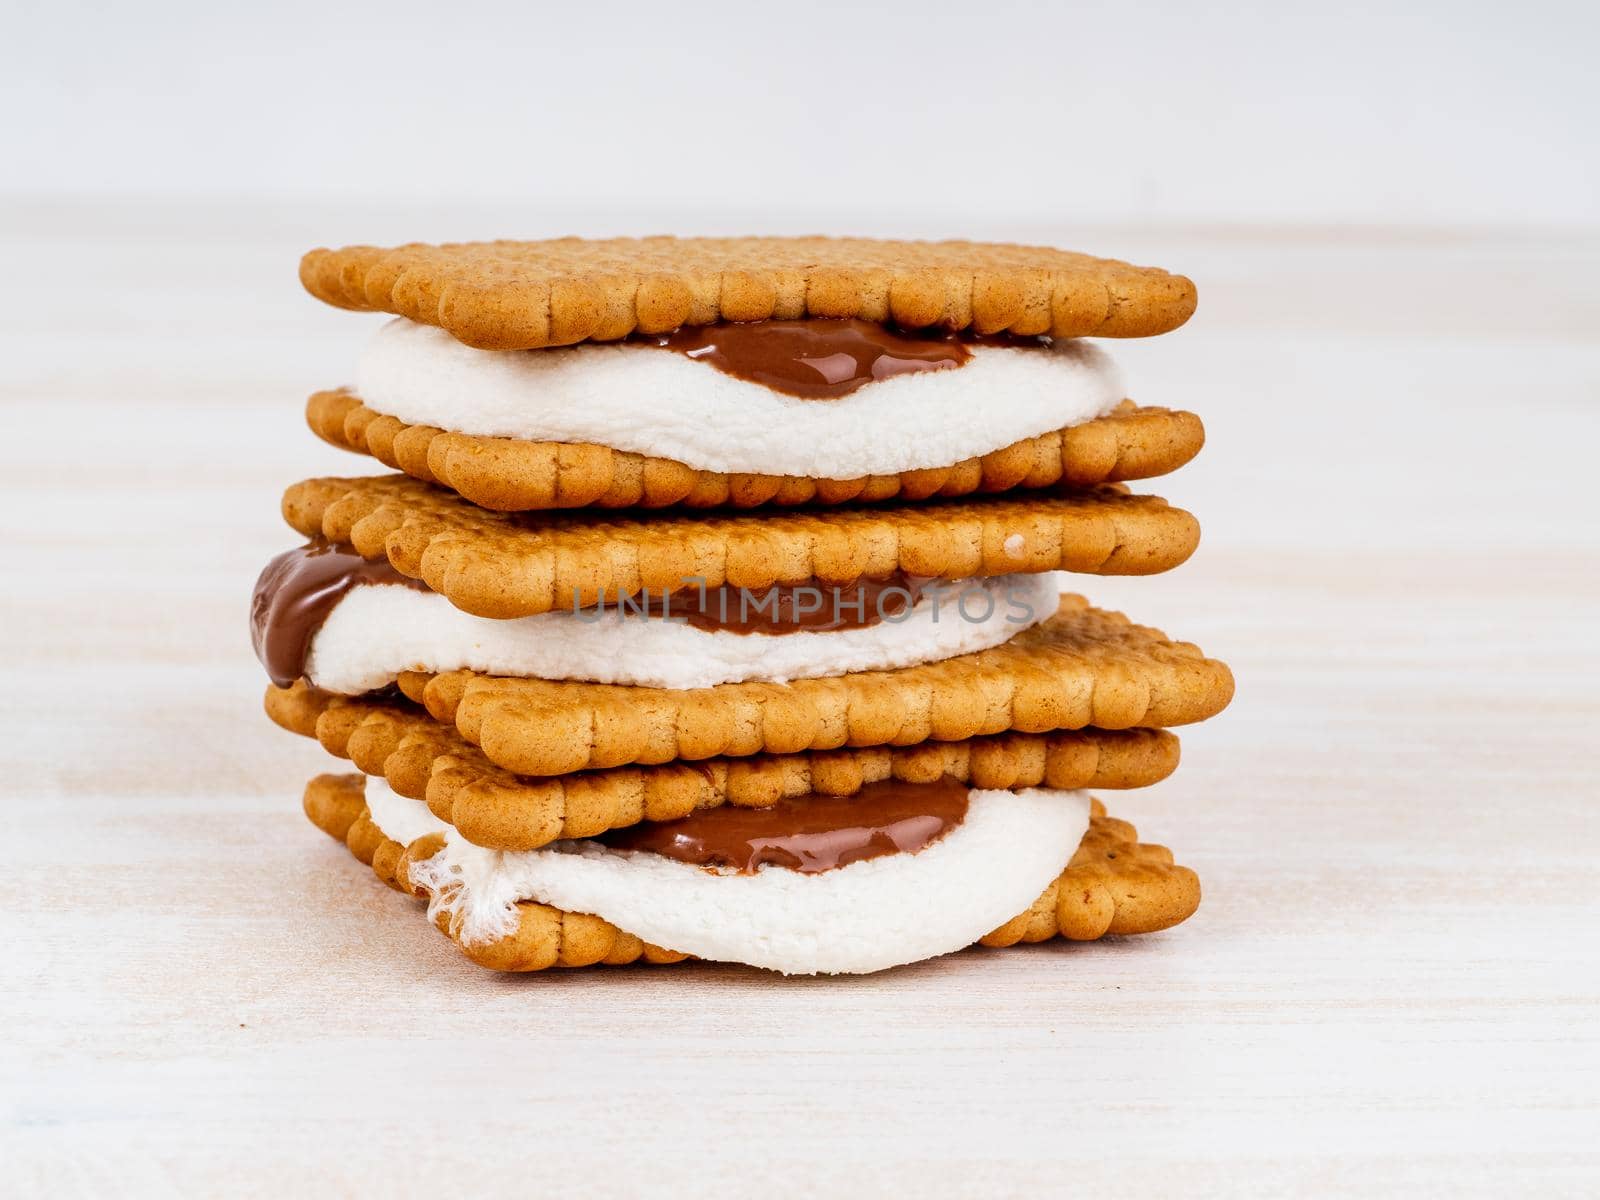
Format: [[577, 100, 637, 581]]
[[3, 207, 1596, 1196]]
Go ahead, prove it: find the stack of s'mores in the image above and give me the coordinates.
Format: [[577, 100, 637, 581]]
[[256, 237, 1232, 975]]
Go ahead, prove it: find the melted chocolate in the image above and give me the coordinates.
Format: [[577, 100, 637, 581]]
[[250, 541, 429, 687], [635, 574, 928, 635], [596, 776, 970, 874], [639, 318, 1042, 399]]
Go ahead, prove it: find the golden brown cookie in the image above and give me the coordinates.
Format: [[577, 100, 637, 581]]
[[308, 389, 1205, 511], [374, 595, 1232, 777], [281, 474, 1201, 619], [299, 237, 1198, 348], [303, 772, 1201, 972], [269, 681, 1182, 852]]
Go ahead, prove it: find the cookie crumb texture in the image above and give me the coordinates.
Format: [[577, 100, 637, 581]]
[[281, 474, 1202, 620], [427, 597, 1233, 776], [300, 237, 1198, 349], [267, 680, 1183, 852], [308, 390, 1205, 511]]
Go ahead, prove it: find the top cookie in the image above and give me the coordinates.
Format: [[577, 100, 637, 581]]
[[299, 237, 1198, 350]]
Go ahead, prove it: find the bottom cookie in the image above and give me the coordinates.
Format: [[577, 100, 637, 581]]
[[304, 771, 1200, 976]]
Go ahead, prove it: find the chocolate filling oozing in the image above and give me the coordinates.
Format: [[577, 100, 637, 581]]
[[596, 776, 971, 874], [250, 540, 430, 688], [637, 317, 1047, 399]]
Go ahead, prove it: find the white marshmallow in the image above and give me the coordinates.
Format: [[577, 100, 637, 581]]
[[361, 778, 1092, 976], [363, 778, 452, 846], [355, 318, 1124, 477], [304, 573, 1056, 694]]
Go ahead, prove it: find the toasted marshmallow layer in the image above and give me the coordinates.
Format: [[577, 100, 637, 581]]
[[304, 573, 1057, 694], [356, 319, 1124, 477], [364, 778, 1091, 975]]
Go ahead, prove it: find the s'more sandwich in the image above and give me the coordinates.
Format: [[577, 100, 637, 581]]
[[257, 236, 1232, 975]]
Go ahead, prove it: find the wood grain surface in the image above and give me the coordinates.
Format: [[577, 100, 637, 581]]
[[2, 205, 1596, 1196]]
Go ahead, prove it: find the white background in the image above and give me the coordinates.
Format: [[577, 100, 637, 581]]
[[7, 0, 1598, 230], [4, 3, 1599, 1196]]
